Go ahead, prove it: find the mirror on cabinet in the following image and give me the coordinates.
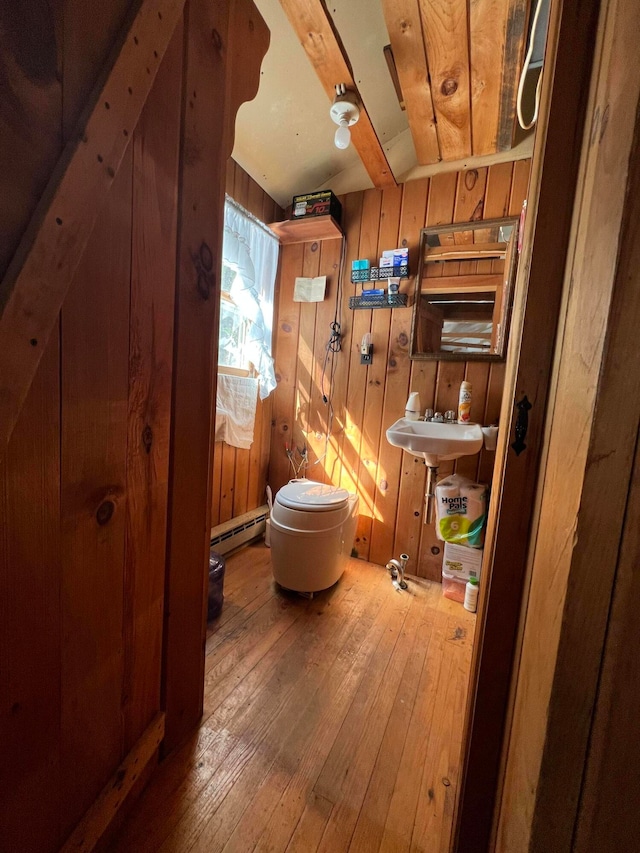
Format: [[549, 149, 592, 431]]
[[410, 217, 520, 361]]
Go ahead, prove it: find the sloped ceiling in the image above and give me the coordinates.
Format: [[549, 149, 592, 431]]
[[232, 0, 540, 210]]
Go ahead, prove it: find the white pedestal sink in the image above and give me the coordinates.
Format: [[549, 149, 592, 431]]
[[386, 417, 483, 468]]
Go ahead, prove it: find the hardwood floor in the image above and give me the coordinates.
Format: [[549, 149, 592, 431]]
[[111, 543, 475, 852]]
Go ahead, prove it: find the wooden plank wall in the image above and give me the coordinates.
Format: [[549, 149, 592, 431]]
[[0, 7, 183, 850], [269, 161, 530, 580], [210, 160, 283, 527]]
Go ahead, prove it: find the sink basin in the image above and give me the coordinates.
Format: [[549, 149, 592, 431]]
[[386, 418, 484, 467]]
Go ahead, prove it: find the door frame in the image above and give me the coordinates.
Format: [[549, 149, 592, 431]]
[[452, 0, 602, 849]]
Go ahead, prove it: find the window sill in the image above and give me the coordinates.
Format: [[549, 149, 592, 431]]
[[218, 365, 250, 378]]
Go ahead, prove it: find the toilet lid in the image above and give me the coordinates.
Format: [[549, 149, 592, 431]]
[[276, 479, 351, 511]]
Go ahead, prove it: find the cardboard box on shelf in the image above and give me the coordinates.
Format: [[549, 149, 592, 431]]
[[291, 190, 342, 222]]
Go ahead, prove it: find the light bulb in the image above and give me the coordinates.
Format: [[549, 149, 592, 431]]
[[334, 120, 351, 149]]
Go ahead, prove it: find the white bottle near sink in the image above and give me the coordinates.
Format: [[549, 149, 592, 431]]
[[405, 391, 421, 421]]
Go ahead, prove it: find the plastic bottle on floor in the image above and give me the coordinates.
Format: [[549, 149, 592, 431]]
[[464, 577, 479, 612]]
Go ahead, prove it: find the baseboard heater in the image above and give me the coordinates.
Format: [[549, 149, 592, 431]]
[[210, 504, 269, 556]]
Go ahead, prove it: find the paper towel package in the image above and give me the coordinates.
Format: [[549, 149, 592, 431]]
[[434, 474, 487, 548], [442, 542, 483, 582], [442, 542, 484, 603]]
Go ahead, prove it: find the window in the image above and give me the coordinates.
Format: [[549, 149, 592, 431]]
[[219, 264, 250, 371], [219, 196, 279, 399]]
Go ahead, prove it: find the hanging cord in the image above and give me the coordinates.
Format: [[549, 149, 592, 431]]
[[516, 0, 546, 131], [315, 235, 347, 467], [286, 443, 308, 478]]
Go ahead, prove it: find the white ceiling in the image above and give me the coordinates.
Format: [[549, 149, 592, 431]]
[[232, 0, 539, 212], [232, 0, 413, 209]]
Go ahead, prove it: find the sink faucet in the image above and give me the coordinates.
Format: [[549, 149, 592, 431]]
[[422, 409, 445, 422]]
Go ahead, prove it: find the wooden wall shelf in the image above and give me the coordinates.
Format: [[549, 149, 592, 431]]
[[269, 215, 343, 244]]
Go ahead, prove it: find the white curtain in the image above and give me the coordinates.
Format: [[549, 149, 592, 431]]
[[222, 196, 279, 400]]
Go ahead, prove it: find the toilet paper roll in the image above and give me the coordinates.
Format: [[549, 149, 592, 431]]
[[464, 498, 485, 524], [435, 479, 461, 539], [460, 483, 487, 502]]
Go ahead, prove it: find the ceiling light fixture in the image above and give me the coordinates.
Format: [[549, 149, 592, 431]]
[[330, 83, 360, 150]]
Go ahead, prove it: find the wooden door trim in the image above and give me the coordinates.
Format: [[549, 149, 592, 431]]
[[452, 0, 602, 849], [162, 0, 269, 752], [498, 0, 640, 846]]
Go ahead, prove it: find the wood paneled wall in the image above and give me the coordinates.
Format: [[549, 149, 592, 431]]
[[269, 161, 530, 580], [210, 160, 284, 526]]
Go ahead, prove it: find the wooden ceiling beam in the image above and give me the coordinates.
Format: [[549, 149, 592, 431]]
[[418, 0, 472, 160], [381, 0, 440, 165], [0, 0, 186, 450], [470, 0, 529, 155], [278, 0, 397, 189]]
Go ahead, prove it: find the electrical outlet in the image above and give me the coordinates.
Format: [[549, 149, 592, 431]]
[[360, 349, 373, 365]]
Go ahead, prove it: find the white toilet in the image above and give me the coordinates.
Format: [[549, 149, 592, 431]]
[[270, 479, 359, 593]]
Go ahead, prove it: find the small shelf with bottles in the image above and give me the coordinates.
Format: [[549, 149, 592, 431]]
[[349, 247, 411, 309]]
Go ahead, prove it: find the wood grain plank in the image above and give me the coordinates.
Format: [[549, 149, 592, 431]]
[[164, 0, 269, 752], [269, 242, 305, 491], [381, 0, 440, 164], [469, 0, 525, 155], [333, 192, 364, 494], [413, 173, 459, 580], [318, 233, 349, 488], [509, 157, 531, 215], [379, 608, 449, 852], [355, 185, 403, 558], [0, 329, 61, 853], [60, 146, 133, 838], [122, 21, 182, 753], [278, 0, 396, 189], [574, 434, 640, 851], [232, 447, 250, 517], [258, 394, 273, 504], [269, 215, 344, 245], [418, 0, 472, 160], [0, 0, 63, 278], [369, 179, 424, 566], [346, 189, 383, 558], [496, 0, 530, 151], [308, 236, 344, 485], [412, 623, 472, 851], [218, 442, 236, 524], [247, 398, 264, 509], [421, 273, 501, 292], [60, 714, 165, 853], [210, 443, 223, 528], [295, 240, 322, 472], [0, 0, 187, 450]]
